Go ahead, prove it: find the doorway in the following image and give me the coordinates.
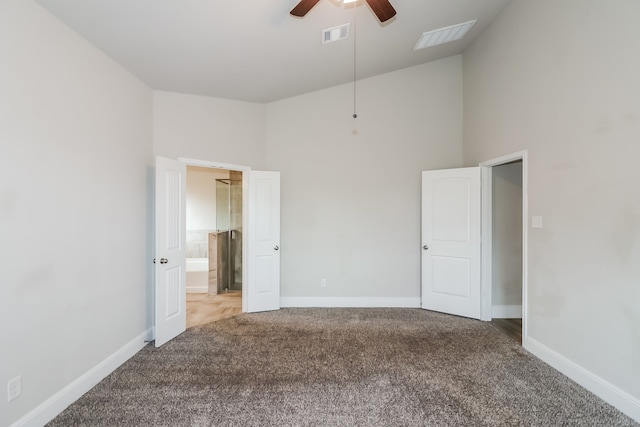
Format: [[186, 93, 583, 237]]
[[490, 160, 523, 343], [185, 166, 243, 328], [480, 151, 528, 347], [155, 156, 281, 346]]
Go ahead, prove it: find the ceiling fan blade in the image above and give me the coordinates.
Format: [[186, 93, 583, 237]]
[[290, 0, 322, 17], [365, 0, 397, 22]]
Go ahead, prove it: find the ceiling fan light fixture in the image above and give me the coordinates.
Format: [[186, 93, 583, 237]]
[[290, 0, 395, 22]]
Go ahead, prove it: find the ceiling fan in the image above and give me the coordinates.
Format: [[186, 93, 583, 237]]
[[290, 0, 397, 23]]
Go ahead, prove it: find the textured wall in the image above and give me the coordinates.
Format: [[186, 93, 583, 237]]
[[0, 1, 153, 425], [266, 56, 464, 301], [464, 0, 640, 407], [153, 91, 266, 168]]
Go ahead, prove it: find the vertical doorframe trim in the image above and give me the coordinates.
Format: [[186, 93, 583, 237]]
[[479, 150, 528, 348], [479, 166, 493, 321], [178, 158, 251, 313]]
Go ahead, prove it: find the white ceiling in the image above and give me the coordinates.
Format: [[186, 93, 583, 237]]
[[35, 0, 511, 103]]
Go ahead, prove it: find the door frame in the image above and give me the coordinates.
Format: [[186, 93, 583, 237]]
[[179, 157, 251, 312], [479, 150, 528, 347]]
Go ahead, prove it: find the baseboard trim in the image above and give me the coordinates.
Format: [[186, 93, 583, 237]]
[[280, 297, 422, 308], [186, 286, 208, 293], [11, 328, 152, 427], [491, 304, 522, 318], [526, 337, 640, 423]]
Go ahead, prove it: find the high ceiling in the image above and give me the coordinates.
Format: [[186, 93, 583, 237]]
[[35, 0, 511, 103]]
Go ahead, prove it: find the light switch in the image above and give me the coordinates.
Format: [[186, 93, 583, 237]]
[[532, 216, 543, 229]]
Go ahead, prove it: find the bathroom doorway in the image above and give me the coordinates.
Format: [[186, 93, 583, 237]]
[[185, 166, 243, 295], [156, 157, 281, 341]]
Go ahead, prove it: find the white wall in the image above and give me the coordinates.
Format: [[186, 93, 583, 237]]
[[491, 161, 523, 316], [464, 0, 640, 415], [0, 1, 153, 426], [186, 166, 228, 231], [153, 91, 266, 168], [266, 56, 464, 303]]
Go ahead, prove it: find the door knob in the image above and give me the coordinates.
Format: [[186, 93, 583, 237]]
[[274, 245, 279, 251], [423, 245, 429, 250], [160, 258, 168, 264]]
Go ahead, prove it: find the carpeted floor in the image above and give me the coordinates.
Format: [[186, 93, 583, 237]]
[[48, 309, 637, 426]]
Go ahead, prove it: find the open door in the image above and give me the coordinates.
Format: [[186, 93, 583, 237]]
[[155, 157, 186, 347], [421, 167, 481, 319], [246, 171, 280, 313]]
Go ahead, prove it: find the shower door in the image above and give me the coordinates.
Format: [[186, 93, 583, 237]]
[[216, 179, 230, 293], [229, 171, 243, 291], [216, 175, 243, 293]]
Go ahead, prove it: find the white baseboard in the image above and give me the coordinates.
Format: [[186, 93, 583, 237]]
[[492, 304, 522, 318], [526, 337, 640, 423], [186, 286, 208, 293], [280, 297, 422, 308], [11, 328, 152, 427]]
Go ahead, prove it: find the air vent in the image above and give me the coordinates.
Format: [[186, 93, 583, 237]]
[[322, 23, 350, 45], [414, 20, 477, 51]]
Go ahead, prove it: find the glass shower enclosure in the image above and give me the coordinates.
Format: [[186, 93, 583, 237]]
[[215, 173, 242, 292]]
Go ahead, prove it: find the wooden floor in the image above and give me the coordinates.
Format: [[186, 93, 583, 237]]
[[186, 291, 242, 328], [491, 318, 522, 344]]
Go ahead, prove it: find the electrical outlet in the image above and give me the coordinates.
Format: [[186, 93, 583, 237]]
[[8, 376, 21, 402], [320, 278, 327, 288]]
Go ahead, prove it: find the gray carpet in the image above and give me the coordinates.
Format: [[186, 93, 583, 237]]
[[48, 308, 637, 426]]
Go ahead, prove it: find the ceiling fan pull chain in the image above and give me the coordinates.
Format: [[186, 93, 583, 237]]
[[353, 2, 358, 119]]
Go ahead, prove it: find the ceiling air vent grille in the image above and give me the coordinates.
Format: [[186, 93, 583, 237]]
[[414, 20, 477, 50], [322, 23, 350, 45]]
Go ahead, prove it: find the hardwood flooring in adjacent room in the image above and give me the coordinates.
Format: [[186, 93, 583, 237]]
[[491, 318, 522, 344], [186, 291, 242, 328]]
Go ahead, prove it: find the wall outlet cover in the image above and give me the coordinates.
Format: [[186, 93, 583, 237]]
[[8, 375, 21, 402], [532, 216, 543, 229]]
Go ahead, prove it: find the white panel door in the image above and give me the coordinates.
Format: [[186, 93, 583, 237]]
[[421, 167, 481, 319], [247, 171, 280, 313], [155, 157, 186, 347]]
